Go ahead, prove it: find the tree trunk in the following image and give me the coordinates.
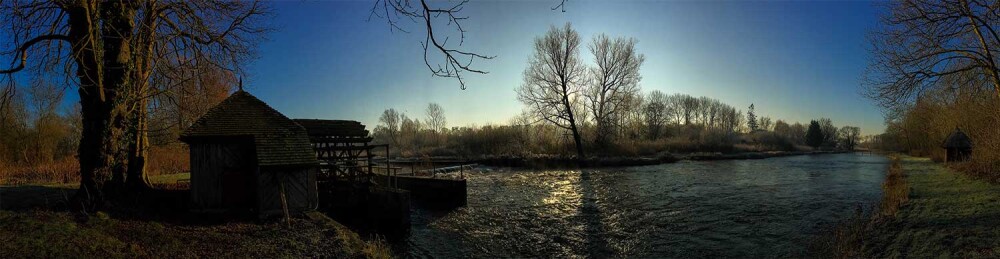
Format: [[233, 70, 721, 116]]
[[70, 0, 147, 212], [69, 1, 111, 213], [562, 90, 585, 160], [99, 0, 139, 200], [125, 97, 150, 193]]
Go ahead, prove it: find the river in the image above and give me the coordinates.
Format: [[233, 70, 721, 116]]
[[401, 153, 889, 258]]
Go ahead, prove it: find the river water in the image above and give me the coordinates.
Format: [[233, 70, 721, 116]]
[[401, 153, 888, 258]]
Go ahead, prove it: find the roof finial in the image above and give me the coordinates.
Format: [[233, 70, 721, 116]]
[[238, 76, 244, 92]]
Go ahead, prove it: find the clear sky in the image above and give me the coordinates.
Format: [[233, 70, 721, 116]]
[[243, 0, 885, 135], [6, 0, 887, 135]]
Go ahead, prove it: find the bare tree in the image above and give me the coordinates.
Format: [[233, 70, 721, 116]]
[[758, 116, 773, 132], [819, 118, 838, 147], [839, 125, 861, 150], [517, 23, 588, 159], [720, 107, 743, 135], [773, 120, 791, 138], [864, 0, 1000, 108], [584, 34, 645, 147], [643, 90, 667, 139], [0, 0, 267, 211], [149, 63, 236, 144], [425, 102, 446, 132], [379, 108, 401, 146]]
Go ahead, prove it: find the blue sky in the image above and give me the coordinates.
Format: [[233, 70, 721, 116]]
[[5, 0, 887, 135], [244, 0, 885, 135]]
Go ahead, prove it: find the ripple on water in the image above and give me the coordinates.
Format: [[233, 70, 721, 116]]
[[403, 153, 889, 258]]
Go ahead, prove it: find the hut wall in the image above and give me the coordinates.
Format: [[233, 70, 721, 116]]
[[189, 139, 257, 210], [257, 166, 318, 217]]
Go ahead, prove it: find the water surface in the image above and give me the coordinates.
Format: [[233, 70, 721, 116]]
[[403, 153, 888, 258]]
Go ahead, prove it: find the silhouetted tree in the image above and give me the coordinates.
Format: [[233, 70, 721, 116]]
[[806, 120, 824, 149], [758, 116, 773, 132], [819, 118, 838, 147], [517, 23, 587, 159], [747, 104, 758, 132], [425, 103, 446, 132], [379, 109, 402, 146], [643, 90, 667, 139], [773, 120, 790, 138], [839, 126, 861, 150], [584, 34, 645, 147]]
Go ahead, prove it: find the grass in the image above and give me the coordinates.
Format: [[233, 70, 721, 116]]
[[0, 210, 392, 258], [147, 172, 190, 190], [1, 173, 393, 258], [874, 156, 1000, 258], [816, 155, 1000, 258]]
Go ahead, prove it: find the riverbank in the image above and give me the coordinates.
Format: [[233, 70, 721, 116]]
[[0, 210, 388, 258], [0, 178, 391, 258], [458, 150, 850, 169], [826, 156, 1000, 257], [877, 156, 1000, 257]]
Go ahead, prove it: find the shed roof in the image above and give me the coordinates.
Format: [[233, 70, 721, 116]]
[[179, 90, 317, 166], [292, 119, 370, 137], [942, 128, 974, 149]]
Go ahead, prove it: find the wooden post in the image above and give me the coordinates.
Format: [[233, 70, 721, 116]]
[[278, 175, 291, 227]]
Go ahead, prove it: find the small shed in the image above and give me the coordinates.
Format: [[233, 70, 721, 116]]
[[179, 90, 318, 217], [942, 128, 973, 162]]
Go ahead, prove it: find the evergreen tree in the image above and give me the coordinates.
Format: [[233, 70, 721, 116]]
[[805, 120, 824, 148], [746, 104, 758, 132]]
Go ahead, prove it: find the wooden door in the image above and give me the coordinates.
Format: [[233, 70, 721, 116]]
[[222, 167, 253, 210]]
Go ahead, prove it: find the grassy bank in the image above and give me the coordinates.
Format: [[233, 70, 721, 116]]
[[0, 173, 392, 258], [818, 156, 1000, 258], [0, 210, 389, 258], [875, 157, 1000, 257]]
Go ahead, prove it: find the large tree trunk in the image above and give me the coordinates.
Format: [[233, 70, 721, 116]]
[[71, 0, 146, 212], [69, 1, 112, 213], [101, 0, 143, 197]]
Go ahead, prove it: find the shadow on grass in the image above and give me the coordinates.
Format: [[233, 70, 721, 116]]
[[0, 184, 259, 226], [0, 185, 77, 211]]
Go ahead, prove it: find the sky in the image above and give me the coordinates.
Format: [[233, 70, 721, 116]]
[[6, 0, 888, 135], [243, 0, 886, 135]]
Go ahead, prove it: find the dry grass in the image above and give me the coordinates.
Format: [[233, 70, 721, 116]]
[[0, 158, 78, 185], [0, 144, 191, 186], [878, 158, 909, 217], [146, 144, 190, 177]]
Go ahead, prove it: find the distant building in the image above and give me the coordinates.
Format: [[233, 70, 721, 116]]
[[942, 128, 973, 163], [179, 90, 318, 218]]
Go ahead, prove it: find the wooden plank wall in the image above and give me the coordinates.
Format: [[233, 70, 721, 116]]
[[257, 166, 319, 217]]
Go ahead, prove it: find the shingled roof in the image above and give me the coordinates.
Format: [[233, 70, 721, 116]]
[[942, 128, 974, 149], [179, 90, 317, 166], [292, 119, 370, 137]]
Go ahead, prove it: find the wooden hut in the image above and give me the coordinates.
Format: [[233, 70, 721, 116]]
[[942, 128, 973, 162], [179, 90, 318, 217]]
